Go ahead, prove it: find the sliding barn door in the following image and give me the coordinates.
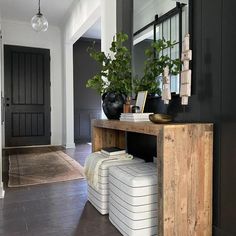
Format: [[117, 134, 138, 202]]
[[4, 45, 51, 147]]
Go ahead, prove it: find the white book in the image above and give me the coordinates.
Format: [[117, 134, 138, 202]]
[[120, 113, 153, 118], [120, 118, 150, 122]]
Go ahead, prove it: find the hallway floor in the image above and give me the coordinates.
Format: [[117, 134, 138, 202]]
[[1, 144, 121, 236]]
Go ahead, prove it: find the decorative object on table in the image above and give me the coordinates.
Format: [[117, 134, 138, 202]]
[[102, 92, 125, 119], [131, 105, 141, 113], [180, 34, 192, 105], [143, 95, 167, 114], [149, 113, 173, 124], [133, 38, 182, 97], [161, 66, 171, 104], [86, 32, 132, 120], [135, 91, 148, 113], [120, 112, 153, 122], [31, 0, 48, 32], [123, 96, 132, 113]]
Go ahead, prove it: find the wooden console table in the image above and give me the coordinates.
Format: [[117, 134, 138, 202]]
[[92, 119, 213, 236]]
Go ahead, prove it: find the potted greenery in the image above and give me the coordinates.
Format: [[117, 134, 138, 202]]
[[133, 38, 182, 113], [133, 38, 181, 95], [86, 32, 132, 119]]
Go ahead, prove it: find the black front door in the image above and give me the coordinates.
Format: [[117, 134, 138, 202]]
[[4, 45, 51, 147]]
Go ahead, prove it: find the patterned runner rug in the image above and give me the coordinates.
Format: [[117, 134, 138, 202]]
[[8, 150, 84, 187]]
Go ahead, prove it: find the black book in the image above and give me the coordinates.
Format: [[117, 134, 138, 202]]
[[101, 147, 126, 156]]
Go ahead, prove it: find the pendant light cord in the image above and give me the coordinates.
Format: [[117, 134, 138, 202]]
[[38, 0, 41, 14]]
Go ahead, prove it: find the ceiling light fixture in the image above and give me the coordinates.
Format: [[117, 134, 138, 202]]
[[31, 0, 48, 32]]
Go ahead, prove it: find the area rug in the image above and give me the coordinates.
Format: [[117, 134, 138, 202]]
[[8, 150, 85, 187]]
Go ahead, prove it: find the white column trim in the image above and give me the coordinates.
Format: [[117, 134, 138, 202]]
[[101, 0, 117, 53], [0, 182, 4, 198], [101, 0, 116, 119], [63, 43, 75, 149]]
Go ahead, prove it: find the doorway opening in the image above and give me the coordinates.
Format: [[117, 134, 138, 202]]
[[73, 19, 102, 144]]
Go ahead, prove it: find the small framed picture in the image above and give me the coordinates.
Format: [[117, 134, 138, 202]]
[[135, 91, 148, 113]]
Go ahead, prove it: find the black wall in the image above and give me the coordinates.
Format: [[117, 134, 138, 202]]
[[116, 0, 133, 51], [73, 38, 101, 143], [174, 1, 236, 234], [125, 0, 236, 235]]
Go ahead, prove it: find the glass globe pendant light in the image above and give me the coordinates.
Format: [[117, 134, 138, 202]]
[[31, 0, 48, 32]]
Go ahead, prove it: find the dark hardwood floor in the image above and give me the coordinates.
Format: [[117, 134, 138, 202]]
[[1, 144, 121, 236]]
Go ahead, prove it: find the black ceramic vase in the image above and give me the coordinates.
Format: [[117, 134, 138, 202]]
[[102, 92, 125, 120], [144, 95, 167, 113]]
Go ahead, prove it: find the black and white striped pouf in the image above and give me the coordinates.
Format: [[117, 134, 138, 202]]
[[109, 163, 158, 236], [87, 157, 144, 215]]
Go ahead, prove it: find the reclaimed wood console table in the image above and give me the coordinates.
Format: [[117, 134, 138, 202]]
[[92, 119, 213, 236]]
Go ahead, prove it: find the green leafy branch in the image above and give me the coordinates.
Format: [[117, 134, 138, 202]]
[[86, 32, 132, 96], [133, 38, 182, 95]]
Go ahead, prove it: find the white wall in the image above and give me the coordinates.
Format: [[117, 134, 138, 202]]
[[63, 0, 101, 44], [1, 20, 63, 146], [61, 0, 101, 148], [100, 0, 116, 119], [62, 0, 117, 147], [134, 0, 189, 35], [101, 0, 116, 54], [134, 0, 176, 33]]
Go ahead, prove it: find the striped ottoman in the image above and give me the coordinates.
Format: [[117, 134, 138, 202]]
[[109, 163, 158, 236], [87, 157, 144, 215]]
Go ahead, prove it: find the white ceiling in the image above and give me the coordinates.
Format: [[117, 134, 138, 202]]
[[0, 0, 75, 27], [83, 18, 101, 39]]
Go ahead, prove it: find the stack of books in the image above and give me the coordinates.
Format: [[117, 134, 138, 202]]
[[101, 147, 126, 157], [120, 113, 153, 122]]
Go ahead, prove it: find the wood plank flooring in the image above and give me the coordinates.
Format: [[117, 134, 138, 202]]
[[1, 144, 121, 236]]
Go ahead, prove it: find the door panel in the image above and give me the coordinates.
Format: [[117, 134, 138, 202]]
[[4, 45, 51, 147]]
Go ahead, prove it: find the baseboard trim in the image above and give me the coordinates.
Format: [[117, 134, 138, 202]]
[[64, 143, 76, 149], [3, 144, 62, 150]]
